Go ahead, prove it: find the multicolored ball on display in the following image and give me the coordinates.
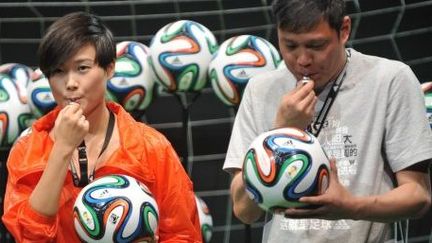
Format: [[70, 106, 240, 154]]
[[107, 41, 156, 112], [0, 63, 33, 104], [422, 81, 432, 128], [208, 35, 281, 106], [243, 127, 330, 211], [73, 174, 159, 242], [277, 60, 286, 70], [195, 195, 213, 243], [27, 69, 56, 118], [149, 20, 218, 92], [0, 74, 33, 147]]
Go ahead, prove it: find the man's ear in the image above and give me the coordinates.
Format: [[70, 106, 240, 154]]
[[340, 16, 351, 44]]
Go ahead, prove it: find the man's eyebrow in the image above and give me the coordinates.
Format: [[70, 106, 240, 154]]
[[306, 39, 329, 45]]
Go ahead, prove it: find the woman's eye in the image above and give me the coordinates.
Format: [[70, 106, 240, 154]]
[[78, 66, 90, 72], [52, 69, 63, 75]]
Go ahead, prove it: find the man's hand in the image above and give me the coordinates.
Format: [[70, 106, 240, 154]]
[[282, 159, 359, 220], [421, 81, 432, 93], [274, 81, 317, 129], [231, 170, 264, 224]]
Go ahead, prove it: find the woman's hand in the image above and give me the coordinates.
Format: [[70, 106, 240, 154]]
[[53, 102, 89, 149]]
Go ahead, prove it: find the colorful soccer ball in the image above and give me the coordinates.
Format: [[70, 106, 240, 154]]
[[27, 69, 56, 118], [422, 81, 432, 128], [208, 35, 281, 106], [149, 20, 218, 92], [0, 63, 33, 104], [73, 174, 159, 242], [0, 74, 34, 147], [195, 195, 213, 243], [243, 127, 330, 211], [107, 41, 155, 112], [277, 60, 286, 70]]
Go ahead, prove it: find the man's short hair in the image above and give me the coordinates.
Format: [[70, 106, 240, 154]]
[[272, 0, 346, 34]]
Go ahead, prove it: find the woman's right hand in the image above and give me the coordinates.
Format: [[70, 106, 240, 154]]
[[53, 102, 89, 149]]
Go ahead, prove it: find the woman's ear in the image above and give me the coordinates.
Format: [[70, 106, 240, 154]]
[[106, 62, 115, 79]]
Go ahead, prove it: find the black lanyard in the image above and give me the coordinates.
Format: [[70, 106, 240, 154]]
[[307, 50, 351, 137], [70, 110, 115, 187]]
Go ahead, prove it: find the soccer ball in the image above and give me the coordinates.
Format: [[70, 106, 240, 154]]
[[0, 63, 33, 104], [0, 74, 34, 146], [242, 127, 330, 211], [149, 20, 218, 92], [73, 174, 159, 242], [195, 195, 213, 243], [422, 81, 432, 128], [27, 69, 56, 118], [107, 41, 155, 113], [277, 60, 286, 70], [208, 35, 281, 106]]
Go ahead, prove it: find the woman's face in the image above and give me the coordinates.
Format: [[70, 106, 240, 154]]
[[48, 43, 114, 116]]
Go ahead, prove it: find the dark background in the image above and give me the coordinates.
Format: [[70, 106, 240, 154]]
[[1, 0, 431, 242]]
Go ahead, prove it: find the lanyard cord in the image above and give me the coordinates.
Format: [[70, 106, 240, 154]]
[[307, 50, 351, 137], [70, 110, 115, 187]]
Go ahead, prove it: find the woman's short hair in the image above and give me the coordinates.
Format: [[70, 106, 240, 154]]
[[38, 12, 116, 77]]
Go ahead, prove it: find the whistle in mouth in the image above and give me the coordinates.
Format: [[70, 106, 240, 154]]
[[301, 76, 312, 85]]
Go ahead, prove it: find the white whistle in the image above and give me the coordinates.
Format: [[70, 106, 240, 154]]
[[301, 76, 312, 85]]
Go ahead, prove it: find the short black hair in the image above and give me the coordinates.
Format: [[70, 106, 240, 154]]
[[38, 12, 115, 77], [272, 0, 346, 34]]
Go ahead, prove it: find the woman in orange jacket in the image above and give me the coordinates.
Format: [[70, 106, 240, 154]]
[[2, 12, 202, 242]]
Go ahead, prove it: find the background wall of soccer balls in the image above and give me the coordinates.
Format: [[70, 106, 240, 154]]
[[1, 0, 432, 242]]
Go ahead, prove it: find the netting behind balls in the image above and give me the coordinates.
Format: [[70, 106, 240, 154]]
[[1, 0, 432, 242]]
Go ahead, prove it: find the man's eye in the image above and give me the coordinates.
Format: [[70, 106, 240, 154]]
[[310, 45, 324, 50], [285, 44, 297, 50], [308, 42, 326, 50]]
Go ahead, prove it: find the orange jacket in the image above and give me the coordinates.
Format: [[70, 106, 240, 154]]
[[2, 102, 202, 242]]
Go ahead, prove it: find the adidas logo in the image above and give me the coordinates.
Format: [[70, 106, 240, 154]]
[[238, 69, 248, 78], [171, 57, 182, 65], [42, 94, 51, 101], [120, 78, 129, 86]]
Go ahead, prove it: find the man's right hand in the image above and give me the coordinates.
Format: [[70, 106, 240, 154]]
[[231, 170, 264, 224], [274, 81, 317, 129]]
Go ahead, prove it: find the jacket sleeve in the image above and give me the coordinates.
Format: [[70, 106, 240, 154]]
[[2, 139, 59, 242], [153, 140, 202, 242]]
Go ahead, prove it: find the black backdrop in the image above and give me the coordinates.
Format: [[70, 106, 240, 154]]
[[1, 0, 431, 242]]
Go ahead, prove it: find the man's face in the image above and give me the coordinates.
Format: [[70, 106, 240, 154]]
[[278, 16, 351, 90]]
